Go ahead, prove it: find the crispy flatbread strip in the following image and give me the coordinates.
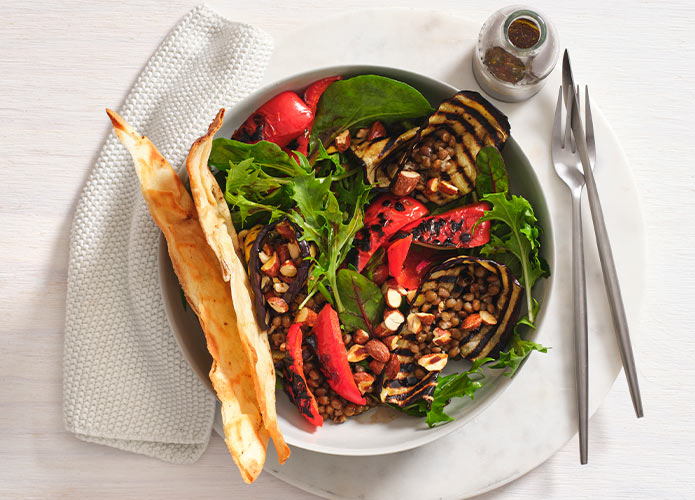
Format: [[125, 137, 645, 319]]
[[186, 109, 290, 464], [106, 109, 269, 483]]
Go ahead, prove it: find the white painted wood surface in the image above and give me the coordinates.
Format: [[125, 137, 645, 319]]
[[1, 1, 693, 498]]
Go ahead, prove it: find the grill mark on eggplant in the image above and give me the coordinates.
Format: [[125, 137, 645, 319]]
[[467, 325, 497, 359], [380, 256, 522, 408], [458, 91, 511, 145], [380, 134, 400, 157], [352, 90, 509, 205], [443, 112, 479, 163]]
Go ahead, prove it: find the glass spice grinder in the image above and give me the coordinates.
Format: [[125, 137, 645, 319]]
[[473, 5, 559, 102]]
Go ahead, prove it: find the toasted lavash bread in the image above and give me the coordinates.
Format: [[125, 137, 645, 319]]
[[186, 109, 290, 464], [106, 109, 269, 483]]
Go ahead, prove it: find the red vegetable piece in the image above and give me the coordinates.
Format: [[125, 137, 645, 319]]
[[286, 129, 310, 165], [232, 91, 314, 149], [354, 194, 429, 272], [312, 304, 366, 405], [398, 202, 491, 249], [394, 245, 438, 290], [387, 234, 413, 280], [294, 130, 310, 155], [284, 323, 323, 427], [303, 76, 343, 113]]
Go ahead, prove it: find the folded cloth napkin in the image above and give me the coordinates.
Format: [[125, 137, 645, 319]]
[[63, 4, 273, 464]]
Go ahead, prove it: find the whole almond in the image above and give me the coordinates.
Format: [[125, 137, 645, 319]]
[[369, 360, 385, 375], [367, 120, 386, 140], [365, 339, 390, 363], [384, 353, 401, 379]]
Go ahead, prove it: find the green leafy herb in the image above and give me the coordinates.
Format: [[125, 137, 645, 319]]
[[209, 138, 305, 177], [477, 192, 549, 322], [403, 357, 489, 427], [289, 169, 370, 311], [210, 139, 307, 226], [475, 146, 509, 197], [212, 138, 371, 312], [311, 75, 433, 147], [336, 269, 385, 333]]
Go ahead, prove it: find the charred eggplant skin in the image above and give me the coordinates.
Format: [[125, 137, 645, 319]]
[[248, 219, 311, 329], [379, 256, 523, 408], [351, 90, 511, 205]]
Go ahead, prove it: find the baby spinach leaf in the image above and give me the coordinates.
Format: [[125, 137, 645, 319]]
[[335, 269, 385, 333], [475, 146, 509, 196], [311, 75, 433, 147]]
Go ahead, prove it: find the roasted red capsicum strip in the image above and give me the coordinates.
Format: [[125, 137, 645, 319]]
[[291, 76, 343, 158], [232, 91, 314, 149], [390, 243, 438, 290], [387, 234, 413, 280], [312, 304, 366, 405], [303, 76, 342, 113], [397, 201, 492, 248], [284, 323, 323, 427], [354, 194, 429, 272]]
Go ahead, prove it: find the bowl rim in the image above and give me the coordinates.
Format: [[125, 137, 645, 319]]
[[159, 64, 553, 456]]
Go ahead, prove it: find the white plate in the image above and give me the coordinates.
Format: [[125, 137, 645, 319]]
[[250, 8, 644, 500], [160, 65, 553, 455]]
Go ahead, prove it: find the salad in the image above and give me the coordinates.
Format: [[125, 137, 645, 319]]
[[208, 74, 550, 427]]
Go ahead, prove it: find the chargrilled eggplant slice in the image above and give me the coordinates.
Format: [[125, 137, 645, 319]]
[[380, 256, 522, 407], [248, 219, 311, 329], [351, 91, 510, 205], [350, 127, 418, 186]]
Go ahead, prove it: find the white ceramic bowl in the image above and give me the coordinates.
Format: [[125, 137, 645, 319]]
[[159, 65, 553, 456]]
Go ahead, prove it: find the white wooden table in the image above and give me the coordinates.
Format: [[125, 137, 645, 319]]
[[2, 1, 694, 498]]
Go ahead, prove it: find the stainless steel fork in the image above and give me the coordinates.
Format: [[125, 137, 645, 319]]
[[552, 85, 592, 465]]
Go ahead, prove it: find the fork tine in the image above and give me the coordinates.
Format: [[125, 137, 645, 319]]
[[563, 84, 574, 150], [553, 86, 563, 147], [569, 85, 580, 153], [585, 85, 596, 166]]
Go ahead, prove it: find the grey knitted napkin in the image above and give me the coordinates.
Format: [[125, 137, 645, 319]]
[[63, 5, 273, 464]]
